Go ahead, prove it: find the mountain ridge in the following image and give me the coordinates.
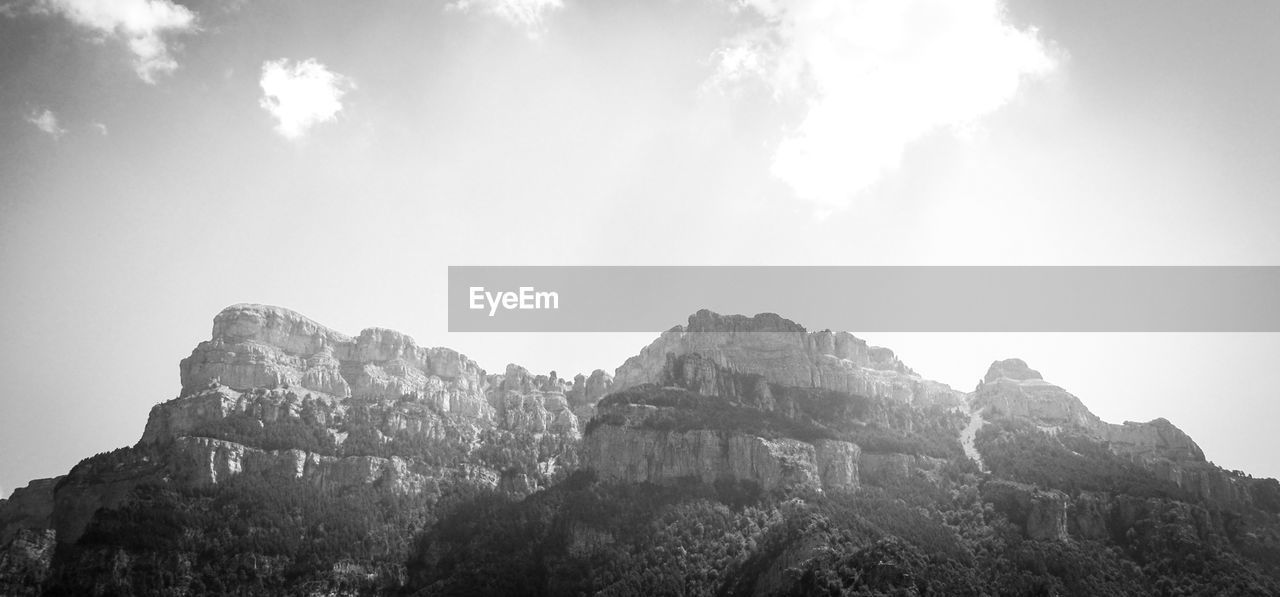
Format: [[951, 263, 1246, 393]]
[[1, 305, 1277, 595]]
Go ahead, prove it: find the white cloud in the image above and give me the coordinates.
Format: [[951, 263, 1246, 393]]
[[259, 58, 354, 140], [39, 0, 196, 83], [446, 0, 563, 38], [26, 107, 67, 138], [710, 0, 1057, 209]]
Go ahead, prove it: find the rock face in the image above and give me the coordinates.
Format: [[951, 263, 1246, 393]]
[[982, 479, 1070, 541], [0, 479, 59, 547], [168, 436, 498, 494], [583, 403, 860, 492], [614, 310, 964, 408], [813, 440, 861, 490]]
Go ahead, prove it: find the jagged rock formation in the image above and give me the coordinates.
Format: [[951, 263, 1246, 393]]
[[148, 305, 589, 486], [566, 369, 614, 422], [180, 304, 491, 415], [614, 310, 964, 408]]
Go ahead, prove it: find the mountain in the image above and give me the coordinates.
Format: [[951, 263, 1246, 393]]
[[2, 306, 1278, 595]]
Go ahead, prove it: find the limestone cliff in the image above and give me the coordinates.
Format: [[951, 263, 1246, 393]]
[[141, 305, 597, 493]]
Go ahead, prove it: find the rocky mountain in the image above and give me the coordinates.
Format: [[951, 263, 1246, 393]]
[[2, 306, 1278, 595], [614, 310, 964, 408]]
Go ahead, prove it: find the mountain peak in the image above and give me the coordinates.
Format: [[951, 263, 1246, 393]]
[[682, 310, 807, 333], [984, 358, 1044, 383], [613, 310, 960, 408]]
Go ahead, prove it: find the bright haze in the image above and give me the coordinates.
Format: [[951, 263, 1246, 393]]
[[2, 0, 1279, 495]]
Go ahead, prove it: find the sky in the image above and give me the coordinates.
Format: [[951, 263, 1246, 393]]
[[2, 0, 1280, 496]]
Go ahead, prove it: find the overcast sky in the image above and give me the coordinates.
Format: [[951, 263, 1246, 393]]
[[2, 0, 1280, 496]]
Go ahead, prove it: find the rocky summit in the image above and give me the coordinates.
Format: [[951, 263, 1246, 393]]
[[2, 307, 1279, 596]]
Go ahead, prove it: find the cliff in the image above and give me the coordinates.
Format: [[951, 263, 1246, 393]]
[[583, 402, 860, 492]]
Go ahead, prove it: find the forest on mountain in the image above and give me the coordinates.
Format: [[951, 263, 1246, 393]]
[[11, 385, 1277, 596]]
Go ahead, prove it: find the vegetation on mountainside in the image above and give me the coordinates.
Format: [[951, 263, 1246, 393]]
[[15, 365, 1280, 595], [190, 412, 337, 455], [36, 440, 1280, 596], [18, 394, 1280, 596], [590, 386, 837, 443], [977, 418, 1196, 501], [43, 474, 485, 596], [405, 466, 1280, 596]]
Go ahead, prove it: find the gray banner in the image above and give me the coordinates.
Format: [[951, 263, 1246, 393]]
[[447, 266, 1280, 332]]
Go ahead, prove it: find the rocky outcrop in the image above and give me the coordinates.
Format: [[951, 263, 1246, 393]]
[[613, 310, 963, 408], [972, 359, 1102, 430], [1103, 418, 1204, 462], [486, 365, 581, 437], [567, 369, 614, 422], [982, 358, 1043, 383], [179, 304, 492, 419]]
